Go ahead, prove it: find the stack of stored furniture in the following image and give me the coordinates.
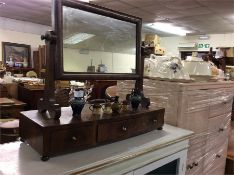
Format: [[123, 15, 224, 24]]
[[0, 84, 26, 143], [118, 79, 234, 175]]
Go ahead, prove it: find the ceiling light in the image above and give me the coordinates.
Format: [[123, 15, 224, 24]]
[[0, 2, 6, 6], [199, 35, 209, 40], [78, 0, 89, 2], [147, 22, 191, 36], [64, 33, 95, 44]]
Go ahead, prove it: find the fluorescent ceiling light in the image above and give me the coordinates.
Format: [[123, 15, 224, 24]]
[[199, 35, 209, 40], [64, 33, 95, 44], [79, 0, 89, 2], [147, 22, 190, 36]]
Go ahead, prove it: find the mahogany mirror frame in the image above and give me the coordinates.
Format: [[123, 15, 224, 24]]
[[52, 0, 142, 81]]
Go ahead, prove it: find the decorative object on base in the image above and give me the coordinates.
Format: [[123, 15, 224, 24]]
[[111, 96, 122, 114], [141, 97, 150, 109], [89, 103, 103, 116], [70, 88, 85, 117], [122, 100, 129, 112], [130, 88, 142, 111], [103, 100, 112, 114]]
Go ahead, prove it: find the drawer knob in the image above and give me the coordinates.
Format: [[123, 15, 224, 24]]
[[72, 136, 78, 142], [187, 164, 193, 169], [193, 162, 198, 166], [122, 126, 127, 131], [153, 119, 157, 123], [216, 154, 221, 158], [218, 128, 224, 132]]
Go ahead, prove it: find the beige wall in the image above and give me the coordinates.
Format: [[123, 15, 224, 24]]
[[160, 33, 234, 57], [0, 29, 45, 61], [0, 17, 50, 62], [64, 48, 136, 73]]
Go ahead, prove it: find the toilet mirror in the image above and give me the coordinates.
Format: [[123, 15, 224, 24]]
[[53, 0, 142, 80]]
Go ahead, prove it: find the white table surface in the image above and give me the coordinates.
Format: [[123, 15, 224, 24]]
[[0, 124, 193, 175]]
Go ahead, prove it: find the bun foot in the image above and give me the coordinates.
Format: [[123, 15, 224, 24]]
[[41, 156, 50, 161], [157, 126, 163, 130]]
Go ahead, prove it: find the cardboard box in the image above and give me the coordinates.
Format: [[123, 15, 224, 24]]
[[227, 47, 234, 57], [145, 34, 160, 46], [155, 46, 165, 55]]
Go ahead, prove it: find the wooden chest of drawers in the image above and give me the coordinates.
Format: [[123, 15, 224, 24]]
[[0, 98, 26, 119], [118, 80, 234, 175], [20, 107, 164, 160], [142, 80, 234, 175]]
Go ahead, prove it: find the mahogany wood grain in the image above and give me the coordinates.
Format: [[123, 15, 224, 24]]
[[19, 107, 164, 160]]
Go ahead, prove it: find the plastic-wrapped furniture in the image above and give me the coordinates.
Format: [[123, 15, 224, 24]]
[[118, 79, 234, 175], [225, 121, 234, 174]]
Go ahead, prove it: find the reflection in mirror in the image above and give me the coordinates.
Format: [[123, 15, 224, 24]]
[[63, 6, 136, 74]]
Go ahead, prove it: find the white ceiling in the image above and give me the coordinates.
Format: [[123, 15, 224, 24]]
[[0, 0, 234, 36]]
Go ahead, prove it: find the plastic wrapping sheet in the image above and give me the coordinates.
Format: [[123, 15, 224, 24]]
[[203, 140, 228, 174], [206, 114, 231, 151], [228, 121, 234, 158], [209, 90, 234, 106], [187, 133, 208, 161], [179, 90, 210, 113], [186, 155, 204, 175]]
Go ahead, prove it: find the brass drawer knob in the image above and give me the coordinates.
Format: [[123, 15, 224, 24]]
[[216, 154, 221, 158], [153, 119, 157, 123], [122, 126, 127, 131], [187, 164, 193, 169], [218, 128, 224, 132], [72, 136, 78, 142]]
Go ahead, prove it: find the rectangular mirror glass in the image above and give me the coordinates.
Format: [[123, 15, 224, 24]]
[[63, 6, 136, 74], [53, 0, 142, 80]]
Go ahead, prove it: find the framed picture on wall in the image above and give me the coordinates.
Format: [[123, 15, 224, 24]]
[[2, 42, 31, 68]]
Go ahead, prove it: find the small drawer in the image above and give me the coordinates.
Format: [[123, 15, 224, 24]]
[[97, 117, 147, 143], [0, 108, 22, 119], [187, 135, 207, 162], [208, 113, 231, 133], [186, 156, 204, 175], [204, 162, 226, 175], [145, 111, 164, 130], [209, 99, 232, 118], [209, 90, 233, 118], [204, 141, 228, 174], [206, 129, 229, 152], [50, 124, 95, 154]]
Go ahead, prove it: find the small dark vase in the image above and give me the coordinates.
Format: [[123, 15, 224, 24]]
[[130, 89, 142, 111], [111, 96, 121, 114], [70, 97, 85, 117]]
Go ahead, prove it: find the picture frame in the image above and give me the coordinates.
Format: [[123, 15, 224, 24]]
[[2, 42, 31, 68]]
